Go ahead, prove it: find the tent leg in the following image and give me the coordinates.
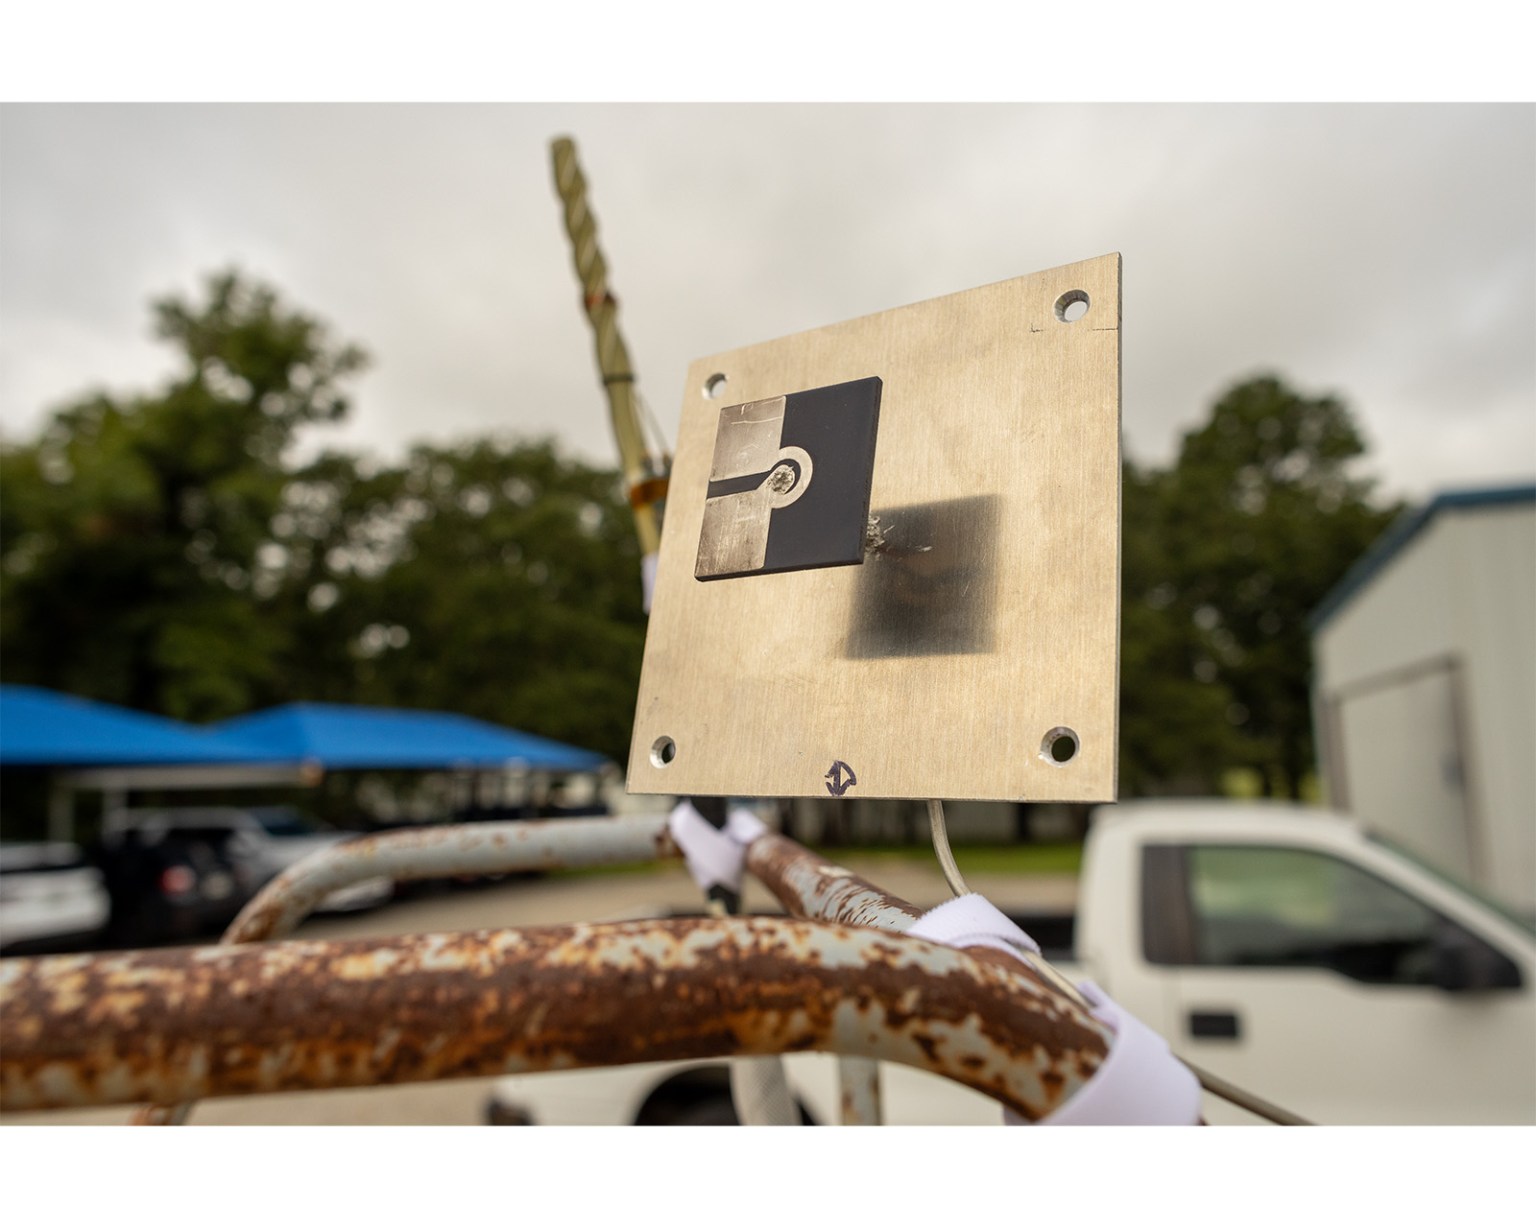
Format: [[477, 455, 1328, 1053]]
[[48, 781, 74, 845], [103, 785, 127, 829]]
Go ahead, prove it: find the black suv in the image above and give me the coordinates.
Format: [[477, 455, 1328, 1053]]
[[95, 821, 258, 947]]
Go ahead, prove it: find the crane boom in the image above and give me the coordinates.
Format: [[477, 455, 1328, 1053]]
[[550, 137, 669, 600]]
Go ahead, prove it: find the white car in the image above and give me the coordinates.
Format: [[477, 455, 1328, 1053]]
[[0, 842, 111, 953]]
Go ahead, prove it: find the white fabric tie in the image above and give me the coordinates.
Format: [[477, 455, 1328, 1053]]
[[667, 799, 767, 894], [908, 894, 1201, 1126], [640, 552, 658, 613], [904, 892, 1040, 960]]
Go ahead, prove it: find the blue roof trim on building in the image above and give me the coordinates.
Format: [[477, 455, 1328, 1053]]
[[1309, 482, 1536, 632]]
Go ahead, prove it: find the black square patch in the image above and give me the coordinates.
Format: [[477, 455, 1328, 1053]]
[[695, 376, 882, 580]]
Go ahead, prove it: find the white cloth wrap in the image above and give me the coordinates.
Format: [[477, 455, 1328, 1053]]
[[667, 800, 767, 894], [640, 552, 658, 613], [904, 892, 1040, 959], [907, 894, 1201, 1126]]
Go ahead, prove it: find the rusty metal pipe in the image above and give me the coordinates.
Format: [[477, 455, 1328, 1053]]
[[748, 834, 1284, 1125], [837, 1057, 883, 1126], [746, 833, 924, 932], [744, 835, 919, 1127], [225, 814, 680, 945], [747, 831, 1086, 1006], [1, 916, 1112, 1119], [130, 814, 680, 1124]]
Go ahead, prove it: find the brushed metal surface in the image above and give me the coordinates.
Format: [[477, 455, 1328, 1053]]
[[710, 396, 787, 479], [630, 255, 1121, 802], [697, 482, 777, 577], [696, 397, 791, 578]]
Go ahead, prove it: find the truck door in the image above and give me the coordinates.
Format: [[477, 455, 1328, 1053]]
[[1147, 843, 1534, 1124]]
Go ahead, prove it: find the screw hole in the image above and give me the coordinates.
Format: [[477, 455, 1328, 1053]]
[[1054, 291, 1090, 324], [703, 373, 728, 399], [1041, 727, 1079, 765], [650, 736, 677, 768]]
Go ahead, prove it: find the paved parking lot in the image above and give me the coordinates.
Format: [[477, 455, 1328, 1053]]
[[2, 854, 1075, 1126]]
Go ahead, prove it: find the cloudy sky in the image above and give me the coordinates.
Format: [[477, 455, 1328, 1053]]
[[1, 103, 1531, 503]]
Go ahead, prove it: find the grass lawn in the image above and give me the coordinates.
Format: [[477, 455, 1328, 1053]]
[[555, 841, 1083, 878], [828, 842, 1084, 876]]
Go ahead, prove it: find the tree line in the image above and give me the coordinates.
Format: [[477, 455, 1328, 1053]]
[[0, 272, 1399, 799]]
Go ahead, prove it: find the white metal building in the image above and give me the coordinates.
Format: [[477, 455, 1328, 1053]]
[[1311, 484, 1536, 917]]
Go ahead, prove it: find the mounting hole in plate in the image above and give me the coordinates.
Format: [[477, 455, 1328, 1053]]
[[1041, 727, 1079, 765], [650, 736, 677, 768], [703, 373, 728, 399], [1054, 291, 1090, 323]]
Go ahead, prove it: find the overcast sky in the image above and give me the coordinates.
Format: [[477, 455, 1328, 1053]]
[[1, 103, 1531, 503]]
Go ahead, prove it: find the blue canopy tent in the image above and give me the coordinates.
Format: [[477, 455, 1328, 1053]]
[[211, 703, 612, 826], [0, 685, 292, 768], [0, 685, 303, 841], [211, 702, 609, 773], [1, 690, 609, 838]]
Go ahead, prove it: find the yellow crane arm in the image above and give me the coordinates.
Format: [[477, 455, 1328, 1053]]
[[550, 137, 668, 579]]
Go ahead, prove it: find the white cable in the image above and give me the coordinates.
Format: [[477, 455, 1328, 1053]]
[[926, 799, 969, 897]]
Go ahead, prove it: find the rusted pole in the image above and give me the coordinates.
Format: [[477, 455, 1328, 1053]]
[[837, 1057, 883, 1126], [224, 814, 678, 945], [2, 916, 1111, 1118], [743, 832, 931, 1127], [1180, 1060, 1313, 1127], [127, 814, 681, 1124], [746, 832, 925, 931], [747, 831, 1301, 1125], [747, 830, 1098, 1123], [748, 831, 1089, 1001], [745, 834, 929, 1127]]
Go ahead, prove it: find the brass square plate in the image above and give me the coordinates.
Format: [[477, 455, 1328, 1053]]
[[629, 254, 1121, 802]]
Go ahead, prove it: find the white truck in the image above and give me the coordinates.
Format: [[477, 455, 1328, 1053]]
[[485, 799, 1536, 1125]]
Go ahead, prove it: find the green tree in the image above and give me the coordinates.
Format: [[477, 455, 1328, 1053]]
[[1, 271, 367, 719], [1118, 459, 1243, 795], [3, 269, 649, 766], [1154, 375, 1400, 798], [261, 438, 647, 763]]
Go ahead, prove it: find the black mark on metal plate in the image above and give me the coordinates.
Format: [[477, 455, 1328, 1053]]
[[825, 760, 857, 796], [845, 494, 1001, 659]]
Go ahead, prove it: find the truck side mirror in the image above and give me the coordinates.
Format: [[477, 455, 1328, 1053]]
[[1432, 924, 1523, 993]]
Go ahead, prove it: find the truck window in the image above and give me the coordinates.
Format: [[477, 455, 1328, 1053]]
[[1185, 846, 1441, 985], [1366, 832, 1536, 937]]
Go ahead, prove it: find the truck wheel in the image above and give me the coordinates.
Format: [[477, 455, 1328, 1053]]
[[484, 1096, 534, 1126], [666, 1096, 816, 1126], [668, 1096, 740, 1126]]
